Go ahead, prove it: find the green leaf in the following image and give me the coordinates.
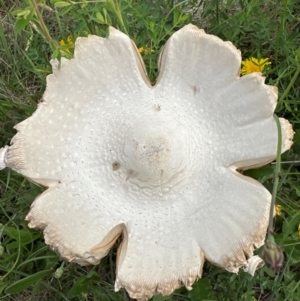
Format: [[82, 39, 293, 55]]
[[0, 282, 9, 294], [67, 271, 100, 297], [102, 8, 112, 25], [32, 282, 46, 295], [147, 29, 157, 42], [53, 1, 72, 7], [189, 278, 217, 301], [243, 165, 274, 183], [14, 17, 31, 33], [11, 8, 31, 17], [67, 276, 89, 297], [5, 270, 52, 294], [57, 4, 74, 15], [96, 12, 105, 24], [85, 270, 100, 281], [4, 227, 41, 245]]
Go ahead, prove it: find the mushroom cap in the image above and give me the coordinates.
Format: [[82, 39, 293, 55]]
[[3, 25, 294, 300]]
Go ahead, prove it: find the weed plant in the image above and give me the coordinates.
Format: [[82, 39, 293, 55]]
[[0, 0, 300, 300]]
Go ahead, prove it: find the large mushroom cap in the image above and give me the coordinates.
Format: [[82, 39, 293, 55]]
[[1, 24, 294, 300]]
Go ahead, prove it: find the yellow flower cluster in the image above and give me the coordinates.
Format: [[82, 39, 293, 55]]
[[138, 46, 154, 55], [59, 36, 74, 55], [241, 57, 271, 75], [275, 204, 282, 216]]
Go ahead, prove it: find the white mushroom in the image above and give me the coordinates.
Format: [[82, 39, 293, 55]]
[[0, 25, 294, 300]]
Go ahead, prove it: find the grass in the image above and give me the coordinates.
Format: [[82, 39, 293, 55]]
[[0, 0, 300, 300]]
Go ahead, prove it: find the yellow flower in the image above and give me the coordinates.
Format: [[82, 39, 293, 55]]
[[138, 46, 145, 54], [298, 224, 300, 236], [138, 46, 154, 55], [241, 57, 271, 75], [59, 36, 74, 54], [275, 204, 282, 216], [67, 37, 74, 46]]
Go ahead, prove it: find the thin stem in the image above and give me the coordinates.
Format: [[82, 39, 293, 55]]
[[29, 0, 58, 50], [268, 114, 282, 235], [271, 160, 300, 164]]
